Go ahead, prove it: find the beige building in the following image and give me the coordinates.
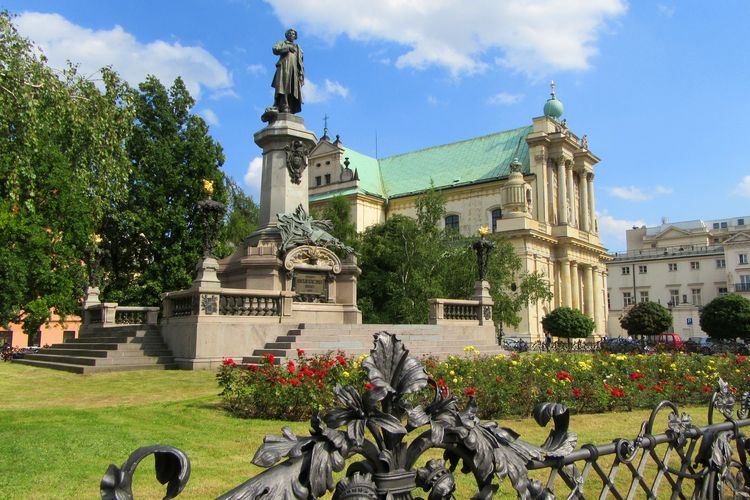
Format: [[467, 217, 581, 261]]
[[607, 216, 750, 339], [308, 86, 610, 341]]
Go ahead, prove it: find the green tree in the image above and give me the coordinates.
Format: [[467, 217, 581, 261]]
[[101, 76, 226, 306], [700, 294, 750, 340], [619, 301, 672, 338], [223, 178, 259, 251], [542, 307, 595, 341], [415, 181, 446, 234], [0, 12, 133, 336], [320, 195, 357, 250]]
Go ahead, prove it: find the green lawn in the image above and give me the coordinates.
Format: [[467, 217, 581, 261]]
[[0, 363, 711, 499]]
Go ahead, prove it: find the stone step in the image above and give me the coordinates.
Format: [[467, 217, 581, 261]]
[[274, 336, 300, 343], [265, 342, 293, 349], [42, 347, 173, 358], [13, 358, 176, 374], [243, 355, 282, 365], [64, 337, 165, 346], [51, 342, 165, 351], [23, 353, 175, 366], [79, 326, 160, 337], [252, 349, 288, 357]]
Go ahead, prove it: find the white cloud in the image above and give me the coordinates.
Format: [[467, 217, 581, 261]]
[[606, 185, 674, 202], [200, 108, 220, 127], [15, 12, 232, 99], [734, 175, 750, 198], [597, 212, 646, 250], [265, 0, 627, 76], [247, 63, 267, 75], [303, 78, 350, 103], [243, 156, 263, 197], [488, 91, 523, 105], [657, 4, 676, 18]]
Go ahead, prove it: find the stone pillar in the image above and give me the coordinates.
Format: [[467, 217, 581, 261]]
[[566, 163, 576, 228], [557, 159, 567, 225], [583, 264, 594, 317], [587, 173, 597, 234], [579, 171, 589, 232], [473, 280, 494, 326], [593, 266, 604, 332], [559, 258, 571, 307], [547, 163, 556, 224], [254, 114, 317, 228], [570, 262, 580, 310]]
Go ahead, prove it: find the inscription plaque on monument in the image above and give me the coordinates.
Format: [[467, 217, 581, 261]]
[[294, 272, 326, 298]]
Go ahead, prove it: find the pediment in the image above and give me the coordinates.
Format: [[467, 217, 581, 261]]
[[309, 140, 342, 158], [723, 231, 750, 245], [652, 226, 693, 240]]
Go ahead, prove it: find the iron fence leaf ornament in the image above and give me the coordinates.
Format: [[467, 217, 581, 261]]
[[102, 335, 750, 499]]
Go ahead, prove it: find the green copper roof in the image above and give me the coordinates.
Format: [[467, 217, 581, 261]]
[[314, 126, 532, 201]]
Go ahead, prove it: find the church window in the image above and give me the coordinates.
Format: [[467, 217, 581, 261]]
[[721, 222, 728, 229], [491, 209, 502, 232], [739, 219, 745, 226], [713, 223, 720, 229], [444, 214, 459, 231], [740, 254, 748, 265], [324, 174, 331, 184], [315, 176, 321, 186]]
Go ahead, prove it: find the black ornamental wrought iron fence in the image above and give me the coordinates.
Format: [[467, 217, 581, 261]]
[[101, 332, 750, 499]]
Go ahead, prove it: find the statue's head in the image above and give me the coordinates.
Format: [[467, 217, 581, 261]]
[[285, 28, 297, 41]]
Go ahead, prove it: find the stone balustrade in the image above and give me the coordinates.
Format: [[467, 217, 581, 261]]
[[84, 303, 159, 326], [161, 288, 294, 319], [428, 298, 482, 324]]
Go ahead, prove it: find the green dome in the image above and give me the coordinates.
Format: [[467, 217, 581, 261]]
[[544, 96, 563, 119]]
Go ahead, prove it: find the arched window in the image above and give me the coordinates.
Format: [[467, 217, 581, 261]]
[[444, 214, 459, 231], [491, 209, 502, 232]]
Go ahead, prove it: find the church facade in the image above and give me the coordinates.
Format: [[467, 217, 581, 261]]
[[307, 88, 610, 340]]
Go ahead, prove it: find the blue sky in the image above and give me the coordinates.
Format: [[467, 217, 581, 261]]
[[5, 0, 750, 250]]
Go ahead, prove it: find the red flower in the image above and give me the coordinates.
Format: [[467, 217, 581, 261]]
[[572, 389, 583, 397], [364, 383, 375, 390], [638, 384, 645, 391], [289, 378, 299, 386], [465, 389, 476, 396], [628, 372, 644, 381], [437, 379, 446, 387], [287, 361, 296, 373], [556, 372, 573, 382], [703, 386, 712, 392], [737, 356, 747, 364], [653, 385, 664, 392], [676, 384, 684, 390], [317, 382, 324, 388], [610, 388, 625, 397], [296, 348, 305, 356], [222, 358, 235, 366], [603, 383, 611, 390], [336, 355, 347, 366], [262, 353, 275, 365], [546, 389, 555, 395], [495, 377, 504, 383]]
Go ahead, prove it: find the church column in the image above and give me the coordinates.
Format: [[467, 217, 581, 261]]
[[557, 159, 568, 225], [587, 173, 597, 234], [579, 171, 589, 232], [592, 266, 603, 332], [570, 261, 580, 310], [547, 162, 556, 224], [559, 258, 571, 307], [566, 163, 576, 228], [583, 264, 594, 317]]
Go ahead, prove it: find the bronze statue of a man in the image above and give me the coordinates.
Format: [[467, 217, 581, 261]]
[[271, 28, 304, 114]]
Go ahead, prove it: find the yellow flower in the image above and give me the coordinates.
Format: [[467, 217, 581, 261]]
[[452, 378, 458, 384], [342, 371, 350, 378], [494, 354, 506, 360], [449, 370, 455, 376], [358, 354, 368, 362], [736, 369, 741, 373], [670, 363, 677, 369], [512, 360, 519, 366]]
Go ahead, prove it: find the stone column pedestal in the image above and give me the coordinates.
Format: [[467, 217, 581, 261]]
[[193, 256, 221, 290], [473, 280, 494, 326]]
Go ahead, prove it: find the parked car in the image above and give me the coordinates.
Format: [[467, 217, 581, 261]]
[[684, 337, 749, 355], [601, 337, 645, 354], [652, 332, 684, 351], [502, 338, 529, 353]]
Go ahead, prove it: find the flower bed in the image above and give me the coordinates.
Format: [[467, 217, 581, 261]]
[[217, 349, 749, 420]]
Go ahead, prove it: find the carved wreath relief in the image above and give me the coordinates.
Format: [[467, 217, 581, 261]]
[[285, 140, 310, 185]]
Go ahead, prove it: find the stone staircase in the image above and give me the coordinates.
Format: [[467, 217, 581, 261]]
[[13, 324, 176, 374], [244, 323, 505, 366]]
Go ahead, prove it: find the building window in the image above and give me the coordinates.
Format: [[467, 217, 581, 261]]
[[713, 223, 720, 229], [63, 330, 75, 342], [716, 259, 726, 269], [721, 221, 728, 229], [607, 292, 611, 310], [0, 331, 11, 348], [669, 289, 680, 306], [623, 292, 634, 307], [324, 174, 331, 184], [739, 275, 750, 292], [690, 261, 700, 270], [315, 176, 322, 186], [668, 263, 677, 272], [638, 265, 648, 274], [691, 288, 702, 306], [491, 209, 502, 232], [622, 266, 630, 275], [739, 218, 745, 226], [639, 291, 649, 303], [444, 214, 460, 231], [740, 254, 748, 265], [718, 287, 728, 295]]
